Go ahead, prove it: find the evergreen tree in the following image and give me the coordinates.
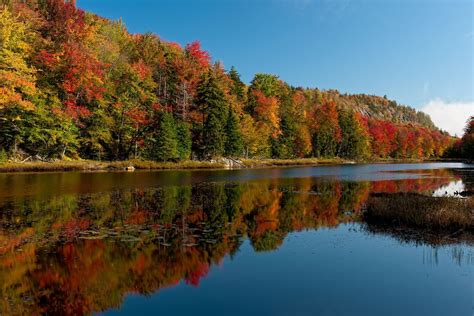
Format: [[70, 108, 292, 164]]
[[196, 71, 228, 158], [196, 71, 227, 122], [204, 112, 226, 158], [147, 112, 179, 161], [272, 90, 297, 158], [312, 128, 339, 157], [228, 66, 246, 103], [461, 116, 474, 159], [337, 109, 370, 159], [176, 121, 192, 160], [272, 116, 297, 158], [224, 108, 243, 156]]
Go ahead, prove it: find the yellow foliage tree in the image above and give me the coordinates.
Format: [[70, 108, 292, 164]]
[[0, 8, 37, 110]]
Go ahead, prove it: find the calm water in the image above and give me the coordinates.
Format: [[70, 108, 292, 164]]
[[0, 163, 472, 315]]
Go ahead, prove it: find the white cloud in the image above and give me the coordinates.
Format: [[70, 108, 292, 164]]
[[421, 99, 473, 137]]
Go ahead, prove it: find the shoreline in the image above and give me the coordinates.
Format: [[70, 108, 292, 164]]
[[0, 158, 467, 173]]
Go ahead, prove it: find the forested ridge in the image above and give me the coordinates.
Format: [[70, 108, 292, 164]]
[[445, 116, 473, 159], [0, 0, 456, 163]]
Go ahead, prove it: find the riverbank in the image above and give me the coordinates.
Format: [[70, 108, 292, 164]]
[[0, 160, 226, 173], [0, 158, 353, 173], [0, 157, 465, 173]]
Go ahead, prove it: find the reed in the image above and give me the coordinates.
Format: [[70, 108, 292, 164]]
[[363, 193, 474, 231], [0, 160, 225, 173], [240, 157, 347, 168]]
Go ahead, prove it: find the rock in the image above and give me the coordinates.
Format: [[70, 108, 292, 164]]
[[459, 190, 474, 197], [217, 157, 245, 169]]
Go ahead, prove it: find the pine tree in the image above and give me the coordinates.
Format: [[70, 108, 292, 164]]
[[196, 71, 228, 158], [273, 91, 297, 158], [224, 108, 243, 156], [176, 121, 192, 160], [204, 112, 225, 158], [196, 71, 227, 122], [337, 109, 370, 159], [147, 112, 179, 161], [312, 128, 339, 158], [228, 66, 246, 103]]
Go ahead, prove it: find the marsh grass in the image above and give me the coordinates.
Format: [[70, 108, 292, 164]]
[[0, 157, 351, 172], [0, 157, 458, 173], [240, 157, 347, 168], [363, 193, 474, 231], [0, 160, 225, 173]]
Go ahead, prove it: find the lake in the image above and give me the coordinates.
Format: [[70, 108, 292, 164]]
[[0, 162, 472, 315]]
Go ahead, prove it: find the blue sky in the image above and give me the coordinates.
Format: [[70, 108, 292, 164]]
[[77, 0, 473, 135]]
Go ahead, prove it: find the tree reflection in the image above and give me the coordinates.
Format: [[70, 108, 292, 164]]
[[0, 171, 464, 315]]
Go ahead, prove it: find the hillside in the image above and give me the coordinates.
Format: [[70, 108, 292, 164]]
[[320, 91, 435, 128], [0, 0, 453, 163]]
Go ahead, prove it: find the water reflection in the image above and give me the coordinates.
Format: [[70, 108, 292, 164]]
[[432, 180, 465, 197], [0, 166, 471, 315]]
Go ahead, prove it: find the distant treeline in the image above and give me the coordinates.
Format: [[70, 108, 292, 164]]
[[0, 0, 456, 162], [444, 116, 473, 159]]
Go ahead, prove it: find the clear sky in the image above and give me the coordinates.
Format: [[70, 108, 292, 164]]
[[77, 0, 473, 136]]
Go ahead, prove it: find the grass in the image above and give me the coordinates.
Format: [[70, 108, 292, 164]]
[[240, 157, 348, 168], [363, 193, 474, 231], [0, 156, 454, 173], [0, 159, 226, 173], [0, 157, 352, 173]]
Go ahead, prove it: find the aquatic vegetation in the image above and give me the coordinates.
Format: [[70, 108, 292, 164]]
[[363, 193, 474, 231]]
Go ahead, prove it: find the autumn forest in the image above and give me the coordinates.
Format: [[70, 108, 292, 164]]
[[0, 0, 470, 163]]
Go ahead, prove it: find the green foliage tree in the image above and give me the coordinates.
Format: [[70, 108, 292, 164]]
[[204, 112, 226, 158], [337, 108, 370, 159], [80, 108, 113, 160], [107, 61, 157, 160], [23, 99, 79, 159], [461, 116, 473, 159], [0, 147, 7, 162], [224, 108, 243, 156], [196, 71, 228, 121], [146, 111, 179, 161], [228, 66, 246, 103], [272, 89, 297, 158], [176, 121, 192, 160], [246, 73, 280, 114], [196, 71, 228, 158]]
